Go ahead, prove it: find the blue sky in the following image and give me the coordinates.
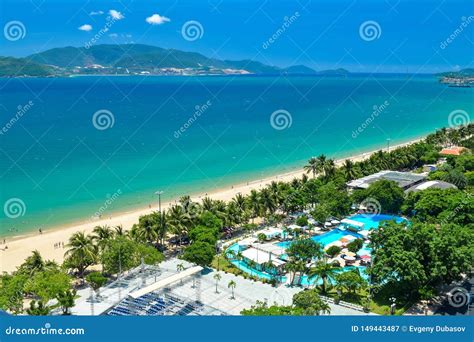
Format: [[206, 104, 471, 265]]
[[1, 0, 473, 73]]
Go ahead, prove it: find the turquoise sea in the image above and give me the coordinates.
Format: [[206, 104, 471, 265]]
[[0, 75, 472, 236]]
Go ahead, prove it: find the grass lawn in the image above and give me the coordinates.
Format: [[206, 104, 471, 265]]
[[323, 286, 413, 315], [211, 254, 243, 276], [210, 254, 273, 284]]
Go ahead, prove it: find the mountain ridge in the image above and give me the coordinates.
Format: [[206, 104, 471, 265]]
[[1, 44, 350, 77]]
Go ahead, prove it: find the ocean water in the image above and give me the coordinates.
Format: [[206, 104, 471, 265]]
[[0, 75, 472, 236]]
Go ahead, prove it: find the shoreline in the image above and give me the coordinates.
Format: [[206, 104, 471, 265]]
[[0, 136, 424, 273]]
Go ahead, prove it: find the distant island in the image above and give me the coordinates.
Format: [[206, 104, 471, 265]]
[[0, 44, 350, 77], [436, 68, 474, 87]]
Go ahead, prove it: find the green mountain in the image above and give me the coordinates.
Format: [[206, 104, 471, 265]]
[[28, 44, 290, 73], [1, 44, 350, 77], [0, 57, 57, 77]]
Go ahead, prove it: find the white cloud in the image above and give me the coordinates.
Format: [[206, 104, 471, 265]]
[[109, 9, 124, 20], [109, 33, 118, 38], [89, 11, 104, 16], [145, 14, 170, 25], [78, 24, 93, 32]]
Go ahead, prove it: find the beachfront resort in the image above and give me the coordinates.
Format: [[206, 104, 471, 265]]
[[0, 125, 473, 316]]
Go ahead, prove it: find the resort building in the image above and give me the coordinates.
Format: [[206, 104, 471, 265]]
[[405, 180, 457, 192], [439, 146, 467, 156], [346, 170, 426, 191]]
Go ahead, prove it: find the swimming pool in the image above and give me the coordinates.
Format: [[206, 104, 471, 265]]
[[348, 214, 406, 230], [226, 214, 406, 284]]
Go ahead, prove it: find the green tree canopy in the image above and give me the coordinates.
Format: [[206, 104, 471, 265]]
[[352, 180, 405, 214], [182, 241, 215, 266], [286, 238, 323, 262]]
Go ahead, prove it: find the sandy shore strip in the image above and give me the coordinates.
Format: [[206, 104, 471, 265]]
[[0, 137, 424, 273]]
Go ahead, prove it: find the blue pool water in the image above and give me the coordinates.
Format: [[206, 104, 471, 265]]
[[348, 214, 406, 230], [227, 214, 407, 283]]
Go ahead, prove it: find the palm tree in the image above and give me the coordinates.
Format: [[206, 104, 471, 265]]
[[284, 261, 298, 285], [228, 280, 236, 299], [342, 159, 356, 181], [232, 193, 246, 212], [92, 225, 113, 252], [259, 188, 276, 220], [180, 196, 201, 222], [323, 159, 336, 179], [316, 154, 327, 174], [213, 272, 222, 293], [168, 205, 189, 246], [232, 193, 248, 223], [177, 263, 185, 284], [137, 214, 158, 244], [304, 157, 319, 178], [19, 250, 45, 275], [212, 200, 228, 223], [226, 249, 236, 260], [201, 197, 215, 212], [56, 289, 76, 315], [26, 300, 51, 316], [268, 181, 283, 207], [247, 190, 260, 223], [307, 259, 341, 293], [114, 225, 126, 236], [154, 211, 168, 246], [64, 232, 97, 280]]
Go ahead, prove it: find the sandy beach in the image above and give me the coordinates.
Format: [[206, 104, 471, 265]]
[[0, 138, 423, 273]]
